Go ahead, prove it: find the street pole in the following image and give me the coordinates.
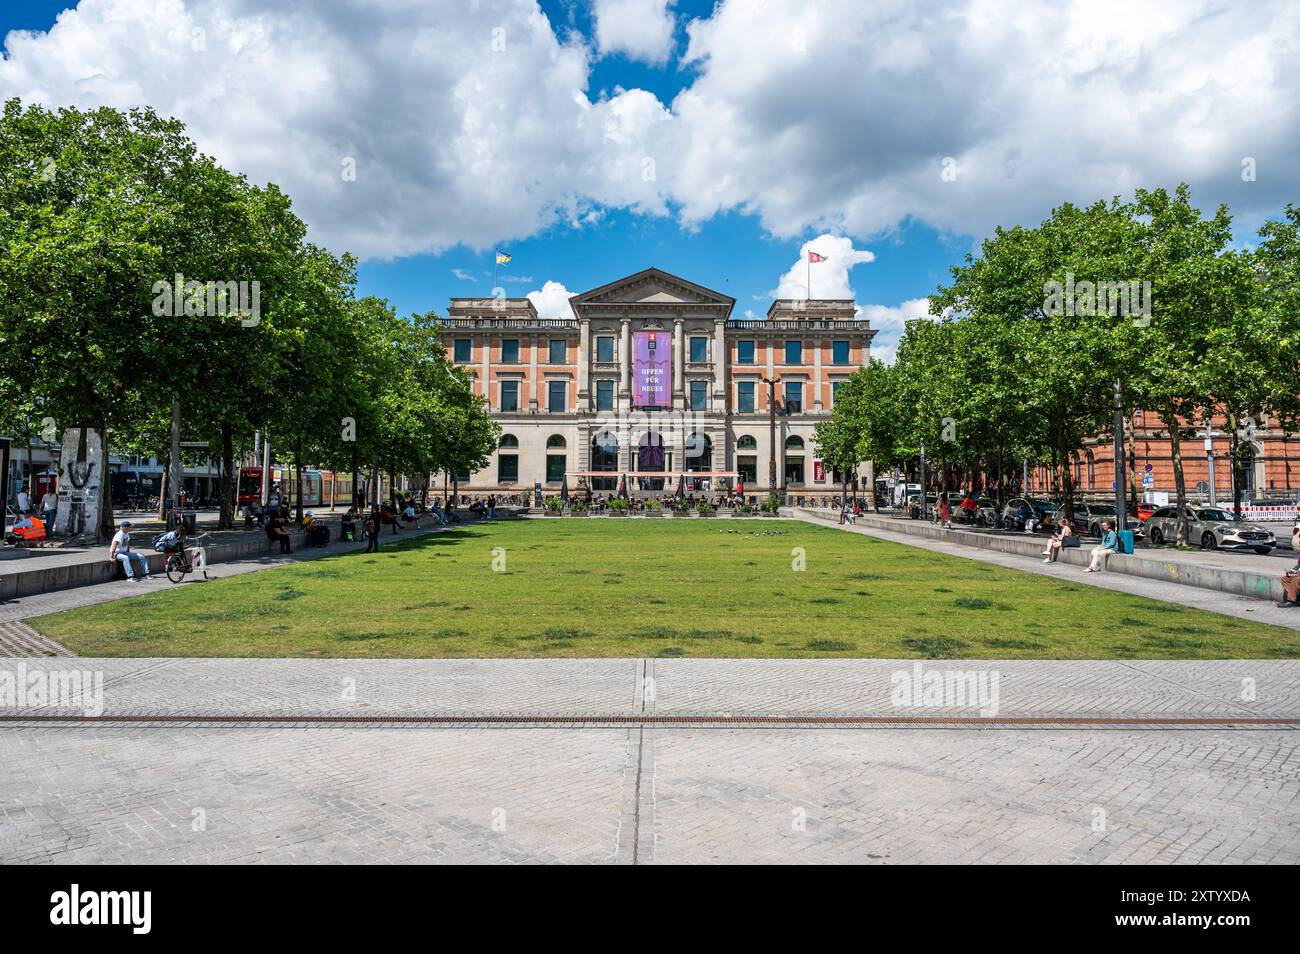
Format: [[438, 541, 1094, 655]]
[[1022, 457, 1029, 495], [919, 438, 927, 521], [762, 376, 779, 498], [260, 436, 271, 508], [1112, 379, 1128, 534], [1205, 417, 1217, 507], [169, 399, 182, 526]]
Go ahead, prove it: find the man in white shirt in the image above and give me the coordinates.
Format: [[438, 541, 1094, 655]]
[[40, 489, 58, 532], [15, 485, 31, 515], [108, 521, 150, 582]]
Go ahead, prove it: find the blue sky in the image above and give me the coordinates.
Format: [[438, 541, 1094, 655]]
[[4, 1, 1295, 359]]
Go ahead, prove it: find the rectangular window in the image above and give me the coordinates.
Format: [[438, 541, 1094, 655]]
[[738, 456, 757, 483], [831, 380, 842, 406], [501, 338, 520, 364], [690, 336, 709, 363], [833, 340, 850, 365], [498, 454, 518, 483], [500, 380, 519, 412], [548, 380, 567, 412], [785, 457, 805, 485], [596, 336, 614, 362], [737, 339, 755, 364], [546, 455, 566, 482], [690, 380, 708, 411], [549, 339, 567, 364], [596, 379, 614, 411], [784, 381, 802, 414], [454, 339, 472, 363], [453, 468, 470, 483], [784, 340, 803, 364], [737, 380, 755, 413]]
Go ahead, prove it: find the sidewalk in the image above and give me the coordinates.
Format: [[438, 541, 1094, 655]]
[[795, 508, 1300, 632], [0, 518, 457, 628]]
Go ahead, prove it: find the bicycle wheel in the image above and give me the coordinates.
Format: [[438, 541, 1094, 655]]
[[165, 553, 188, 584]]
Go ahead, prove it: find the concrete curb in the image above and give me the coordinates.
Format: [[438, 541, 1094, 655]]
[[0, 518, 344, 601], [797, 508, 1286, 603]]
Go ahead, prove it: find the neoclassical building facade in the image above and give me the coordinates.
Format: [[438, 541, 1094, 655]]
[[442, 268, 877, 496]]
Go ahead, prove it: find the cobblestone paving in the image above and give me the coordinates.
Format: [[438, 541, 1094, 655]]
[[0, 621, 73, 658], [2, 658, 1299, 863]]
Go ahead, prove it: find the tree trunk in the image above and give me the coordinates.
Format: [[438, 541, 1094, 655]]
[[218, 423, 235, 530], [1161, 406, 1191, 546], [1227, 410, 1244, 514], [97, 422, 114, 543], [1055, 413, 1075, 525]]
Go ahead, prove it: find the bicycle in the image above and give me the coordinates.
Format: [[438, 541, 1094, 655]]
[[164, 532, 211, 584]]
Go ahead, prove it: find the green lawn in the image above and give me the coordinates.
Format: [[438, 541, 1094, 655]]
[[31, 518, 1300, 659]]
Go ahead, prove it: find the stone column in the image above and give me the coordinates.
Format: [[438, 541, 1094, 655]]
[[620, 318, 631, 398], [813, 335, 823, 411], [578, 319, 590, 405], [529, 334, 539, 411], [673, 318, 684, 409], [713, 318, 726, 403]]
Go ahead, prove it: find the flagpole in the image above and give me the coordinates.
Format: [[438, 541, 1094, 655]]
[[807, 255, 811, 301]]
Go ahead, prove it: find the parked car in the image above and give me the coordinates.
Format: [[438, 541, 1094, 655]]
[[1048, 502, 1144, 539], [1136, 501, 1159, 522], [1145, 507, 1276, 553], [999, 497, 1057, 531]]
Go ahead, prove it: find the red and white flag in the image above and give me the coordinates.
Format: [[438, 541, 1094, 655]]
[[807, 251, 827, 263]]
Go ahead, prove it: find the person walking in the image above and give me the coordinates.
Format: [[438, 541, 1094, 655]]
[[487, 494, 497, 520], [939, 496, 952, 529], [365, 508, 381, 552], [40, 488, 57, 533], [1084, 520, 1120, 572], [108, 521, 150, 582]]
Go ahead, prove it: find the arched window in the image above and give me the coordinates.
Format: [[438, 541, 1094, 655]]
[[591, 431, 619, 490], [546, 435, 567, 449], [685, 432, 712, 472], [737, 435, 758, 450], [499, 434, 519, 449], [785, 435, 805, 450]]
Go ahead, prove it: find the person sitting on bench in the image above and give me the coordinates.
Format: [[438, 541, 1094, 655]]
[[265, 513, 292, 554]]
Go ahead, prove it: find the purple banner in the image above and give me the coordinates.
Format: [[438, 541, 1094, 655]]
[[632, 331, 670, 408]]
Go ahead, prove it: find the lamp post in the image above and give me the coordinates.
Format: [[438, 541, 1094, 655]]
[[1112, 379, 1128, 534], [1205, 416, 1217, 507], [762, 376, 780, 497]]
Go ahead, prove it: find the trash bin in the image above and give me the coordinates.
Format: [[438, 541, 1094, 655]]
[[182, 512, 197, 534], [1118, 529, 1135, 554]]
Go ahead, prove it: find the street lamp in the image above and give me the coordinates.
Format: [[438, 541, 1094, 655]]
[[762, 376, 781, 498]]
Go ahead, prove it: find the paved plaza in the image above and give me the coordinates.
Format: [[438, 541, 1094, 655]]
[[3, 658, 1299, 864]]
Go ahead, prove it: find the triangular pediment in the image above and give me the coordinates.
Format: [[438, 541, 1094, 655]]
[[570, 268, 735, 308]]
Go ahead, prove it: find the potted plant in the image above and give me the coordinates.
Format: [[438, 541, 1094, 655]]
[[570, 500, 589, 516], [544, 496, 564, 516], [608, 497, 629, 516], [733, 503, 754, 517], [645, 499, 663, 515], [667, 499, 689, 517], [696, 502, 716, 518], [760, 494, 782, 517]]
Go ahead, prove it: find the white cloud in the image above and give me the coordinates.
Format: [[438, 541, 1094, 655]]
[[772, 234, 875, 300], [857, 298, 933, 365], [3, 0, 1297, 260], [451, 268, 477, 281], [527, 280, 576, 320], [592, 0, 676, 65]]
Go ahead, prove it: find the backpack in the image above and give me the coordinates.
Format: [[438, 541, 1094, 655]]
[[153, 531, 180, 553]]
